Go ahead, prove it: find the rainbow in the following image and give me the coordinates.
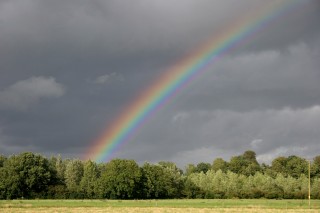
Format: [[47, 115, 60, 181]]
[[86, 0, 309, 162]]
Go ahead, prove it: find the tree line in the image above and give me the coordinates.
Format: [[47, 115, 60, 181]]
[[0, 150, 320, 199]]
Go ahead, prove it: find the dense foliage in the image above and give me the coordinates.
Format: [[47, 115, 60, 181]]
[[0, 151, 319, 199]]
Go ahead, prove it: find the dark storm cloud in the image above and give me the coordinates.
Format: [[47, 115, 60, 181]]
[[0, 0, 319, 166], [0, 76, 65, 110], [177, 42, 320, 111], [111, 40, 320, 165]]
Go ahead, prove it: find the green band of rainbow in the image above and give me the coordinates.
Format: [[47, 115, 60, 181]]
[[85, 0, 309, 162]]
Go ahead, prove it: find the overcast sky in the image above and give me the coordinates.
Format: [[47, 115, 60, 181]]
[[0, 0, 320, 167]]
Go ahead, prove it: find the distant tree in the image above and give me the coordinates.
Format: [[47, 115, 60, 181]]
[[158, 161, 184, 198], [188, 171, 215, 198], [181, 177, 203, 198], [97, 162, 107, 174], [285, 155, 308, 178], [158, 161, 183, 174], [271, 156, 287, 175], [185, 164, 196, 176], [313, 156, 320, 167], [97, 159, 141, 199], [0, 155, 7, 167], [195, 162, 211, 174], [243, 150, 259, 164], [311, 156, 320, 178], [296, 174, 308, 199], [212, 158, 228, 172], [0, 167, 7, 199], [80, 160, 99, 198], [0, 152, 51, 199], [210, 170, 228, 198], [260, 163, 270, 172], [43, 155, 69, 198], [55, 155, 67, 184], [272, 156, 308, 178], [0, 151, 318, 200], [141, 162, 168, 198], [244, 163, 262, 176], [225, 171, 245, 198], [229, 151, 260, 176], [242, 172, 279, 198], [229, 156, 245, 174], [275, 173, 297, 199], [64, 159, 84, 197], [311, 178, 320, 199], [262, 163, 277, 177]]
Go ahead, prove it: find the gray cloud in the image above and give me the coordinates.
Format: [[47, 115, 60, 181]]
[[111, 40, 320, 165], [0, 76, 65, 111], [0, 0, 319, 166], [173, 41, 320, 112], [122, 105, 320, 167], [92, 73, 124, 84], [1, 0, 319, 62]]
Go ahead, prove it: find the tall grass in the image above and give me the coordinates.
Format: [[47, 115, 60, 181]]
[[1, 199, 320, 212]]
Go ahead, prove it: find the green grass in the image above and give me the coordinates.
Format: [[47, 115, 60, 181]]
[[0, 199, 319, 209]]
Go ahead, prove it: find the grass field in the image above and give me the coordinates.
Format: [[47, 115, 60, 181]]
[[0, 199, 320, 213]]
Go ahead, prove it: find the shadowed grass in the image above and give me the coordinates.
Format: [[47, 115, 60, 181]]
[[1, 207, 320, 213], [0, 199, 320, 212]]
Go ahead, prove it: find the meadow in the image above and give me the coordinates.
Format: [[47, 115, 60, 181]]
[[1, 199, 320, 213]]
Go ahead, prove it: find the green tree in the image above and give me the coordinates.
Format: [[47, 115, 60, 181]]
[[188, 170, 228, 198], [0, 152, 51, 199], [195, 162, 211, 174], [64, 159, 84, 197], [181, 177, 203, 198], [158, 161, 183, 174], [295, 174, 308, 199], [0, 167, 6, 199], [229, 151, 260, 176], [243, 150, 259, 164], [188, 171, 212, 198], [244, 163, 261, 176], [185, 164, 196, 176], [0, 155, 7, 167], [97, 159, 141, 199], [275, 173, 297, 198], [44, 155, 69, 199], [311, 178, 320, 199], [271, 156, 288, 176], [260, 163, 271, 174], [80, 160, 99, 198], [285, 156, 308, 178], [158, 161, 184, 198], [53, 155, 67, 184], [272, 156, 308, 178], [225, 171, 245, 198], [212, 158, 228, 172], [242, 172, 280, 198], [141, 162, 168, 198], [311, 156, 320, 178], [228, 156, 244, 174], [210, 170, 228, 198]]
